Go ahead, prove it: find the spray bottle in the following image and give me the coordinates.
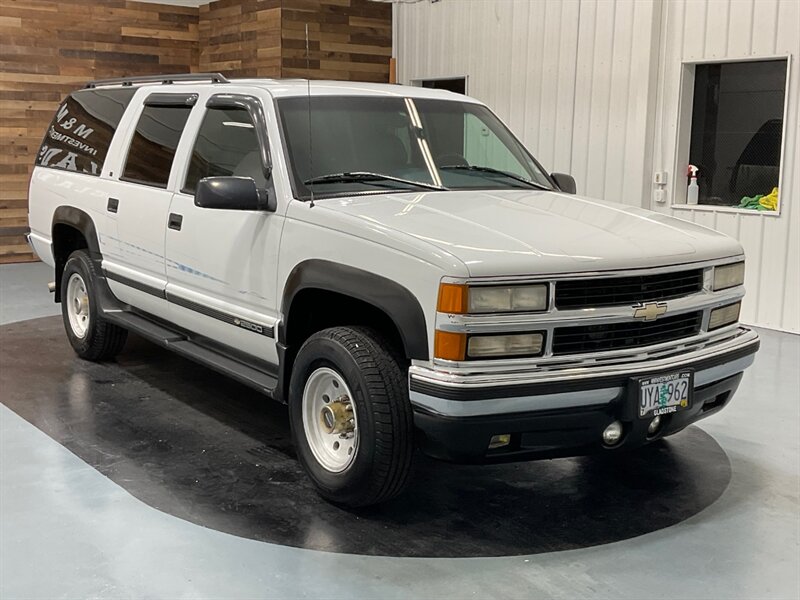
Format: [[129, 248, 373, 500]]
[[687, 165, 699, 205]]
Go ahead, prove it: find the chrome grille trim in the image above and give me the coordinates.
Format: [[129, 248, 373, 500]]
[[429, 323, 746, 374], [435, 287, 743, 331], [440, 255, 745, 285], [551, 310, 703, 355], [554, 269, 704, 309], [413, 326, 758, 389], [436, 257, 746, 360]]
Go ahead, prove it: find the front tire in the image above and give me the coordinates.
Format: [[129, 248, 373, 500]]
[[288, 326, 414, 507], [61, 250, 127, 361]]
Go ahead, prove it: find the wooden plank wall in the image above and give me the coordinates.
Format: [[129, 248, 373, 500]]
[[0, 0, 391, 264], [0, 0, 199, 263], [198, 0, 391, 82], [281, 0, 391, 83], [198, 0, 282, 77]]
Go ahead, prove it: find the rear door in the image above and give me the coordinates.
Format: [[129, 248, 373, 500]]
[[164, 93, 283, 364], [102, 92, 197, 319]]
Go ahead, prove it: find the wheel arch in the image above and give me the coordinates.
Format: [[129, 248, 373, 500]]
[[280, 260, 429, 361], [51, 206, 101, 302]]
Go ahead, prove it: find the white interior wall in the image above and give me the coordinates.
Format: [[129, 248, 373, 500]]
[[396, 0, 661, 205], [649, 0, 799, 332], [396, 0, 799, 333]]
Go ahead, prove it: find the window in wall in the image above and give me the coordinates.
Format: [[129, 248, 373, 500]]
[[419, 77, 467, 95], [37, 88, 136, 176], [688, 59, 787, 211], [184, 107, 264, 193], [122, 104, 192, 188]]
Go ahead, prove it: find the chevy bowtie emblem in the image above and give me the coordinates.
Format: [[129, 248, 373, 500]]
[[632, 301, 668, 321]]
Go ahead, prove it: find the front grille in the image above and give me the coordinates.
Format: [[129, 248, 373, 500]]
[[552, 311, 703, 355], [555, 269, 704, 309]]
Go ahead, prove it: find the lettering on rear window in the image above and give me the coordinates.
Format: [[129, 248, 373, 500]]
[[36, 88, 136, 176]]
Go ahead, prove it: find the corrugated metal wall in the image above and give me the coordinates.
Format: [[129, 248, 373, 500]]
[[650, 0, 799, 332], [396, 0, 799, 333], [396, 0, 660, 207]]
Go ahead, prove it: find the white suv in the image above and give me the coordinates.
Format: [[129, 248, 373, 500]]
[[28, 73, 759, 507]]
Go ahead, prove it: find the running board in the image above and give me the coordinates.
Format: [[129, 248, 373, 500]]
[[104, 311, 278, 397]]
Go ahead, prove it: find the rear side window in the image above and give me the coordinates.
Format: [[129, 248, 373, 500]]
[[37, 88, 135, 176], [122, 103, 193, 188], [184, 107, 263, 193]]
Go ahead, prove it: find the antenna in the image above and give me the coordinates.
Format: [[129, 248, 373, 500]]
[[305, 23, 315, 207]]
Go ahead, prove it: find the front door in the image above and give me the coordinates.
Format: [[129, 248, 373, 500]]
[[164, 95, 284, 365]]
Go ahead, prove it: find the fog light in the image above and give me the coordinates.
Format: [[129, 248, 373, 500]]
[[488, 434, 511, 449], [602, 421, 623, 446], [648, 415, 662, 435]]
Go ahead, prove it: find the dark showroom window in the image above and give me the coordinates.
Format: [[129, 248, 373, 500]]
[[122, 104, 192, 188], [184, 107, 264, 193], [420, 77, 467, 95], [688, 59, 787, 211]]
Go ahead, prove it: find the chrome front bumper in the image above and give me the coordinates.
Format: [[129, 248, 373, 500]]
[[409, 326, 759, 417]]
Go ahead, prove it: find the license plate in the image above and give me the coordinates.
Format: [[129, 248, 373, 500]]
[[635, 370, 693, 419]]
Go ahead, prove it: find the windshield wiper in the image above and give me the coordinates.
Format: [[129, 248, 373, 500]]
[[304, 171, 447, 191], [439, 165, 550, 190]]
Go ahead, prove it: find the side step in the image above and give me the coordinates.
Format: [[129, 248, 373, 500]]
[[104, 311, 278, 397]]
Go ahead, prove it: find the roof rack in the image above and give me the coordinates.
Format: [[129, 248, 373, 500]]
[[85, 73, 229, 89]]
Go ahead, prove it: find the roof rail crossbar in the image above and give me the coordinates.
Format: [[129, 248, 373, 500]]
[[85, 73, 230, 89]]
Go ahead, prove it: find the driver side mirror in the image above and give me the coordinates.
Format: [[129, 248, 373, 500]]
[[551, 172, 577, 194], [195, 176, 276, 212]]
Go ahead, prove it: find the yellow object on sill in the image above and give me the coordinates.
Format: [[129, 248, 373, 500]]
[[737, 187, 778, 211], [759, 187, 778, 211]]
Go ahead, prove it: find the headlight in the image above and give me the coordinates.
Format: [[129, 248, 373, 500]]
[[438, 283, 548, 314], [708, 302, 741, 330], [434, 330, 545, 360], [713, 262, 745, 291], [467, 332, 544, 358]]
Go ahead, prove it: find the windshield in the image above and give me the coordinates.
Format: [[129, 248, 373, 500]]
[[277, 96, 553, 199]]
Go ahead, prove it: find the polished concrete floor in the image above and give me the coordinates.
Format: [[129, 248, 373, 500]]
[[1, 262, 799, 599]]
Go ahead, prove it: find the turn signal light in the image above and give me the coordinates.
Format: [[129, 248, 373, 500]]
[[434, 330, 467, 361], [437, 283, 468, 314]]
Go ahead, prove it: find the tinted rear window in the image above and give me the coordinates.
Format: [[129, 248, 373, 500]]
[[122, 104, 192, 188], [36, 88, 136, 176]]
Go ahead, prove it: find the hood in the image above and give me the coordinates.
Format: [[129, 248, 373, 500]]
[[313, 190, 744, 277]]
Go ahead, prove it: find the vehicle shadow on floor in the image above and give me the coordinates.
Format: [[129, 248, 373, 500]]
[[0, 317, 732, 557]]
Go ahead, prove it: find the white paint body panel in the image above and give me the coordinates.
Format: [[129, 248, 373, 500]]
[[309, 189, 743, 278]]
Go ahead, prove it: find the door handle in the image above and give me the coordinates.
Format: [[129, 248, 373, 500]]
[[167, 213, 183, 231], [107, 198, 119, 213]]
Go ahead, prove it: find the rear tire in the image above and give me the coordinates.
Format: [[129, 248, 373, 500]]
[[61, 250, 127, 361], [288, 326, 414, 507]]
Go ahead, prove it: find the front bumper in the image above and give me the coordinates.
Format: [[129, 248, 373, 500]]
[[410, 327, 759, 463]]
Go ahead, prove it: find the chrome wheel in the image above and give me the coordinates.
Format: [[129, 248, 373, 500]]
[[301, 367, 358, 473], [66, 273, 90, 339]]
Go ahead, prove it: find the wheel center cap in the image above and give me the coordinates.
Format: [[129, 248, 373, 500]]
[[319, 399, 353, 435]]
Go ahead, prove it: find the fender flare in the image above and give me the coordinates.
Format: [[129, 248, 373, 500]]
[[52, 206, 102, 300], [52, 206, 101, 256], [281, 259, 430, 360]]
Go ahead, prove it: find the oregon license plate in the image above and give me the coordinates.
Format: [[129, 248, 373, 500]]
[[636, 370, 693, 419]]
